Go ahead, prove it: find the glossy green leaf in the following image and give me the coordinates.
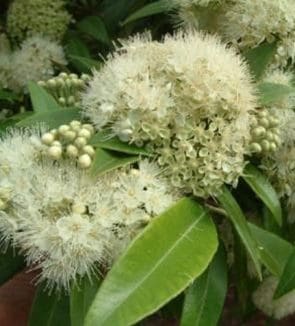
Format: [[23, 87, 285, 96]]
[[66, 36, 91, 73], [244, 42, 277, 80], [90, 132, 151, 156], [258, 82, 295, 106], [70, 276, 101, 326], [248, 223, 293, 276], [85, 198, 218, 326], [121, 0, 167, 25], [28, 82, 61, 113], [274, 249, 295, 298], [77, 16, 111, 45], [17, 107, 81, 129], [0, 247, 24, 286], [180, 246, 227, 326], [217, 186, 261, 279], [90, 148, 140, 176], [68, 55, 101, 74], [243, 164, 282, 226], [29, 284, 70, 326]]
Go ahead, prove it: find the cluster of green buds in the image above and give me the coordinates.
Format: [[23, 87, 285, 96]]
[[249, 108, 281, 154], [41, 120, 96, 169], [38, 73, 91, 107]]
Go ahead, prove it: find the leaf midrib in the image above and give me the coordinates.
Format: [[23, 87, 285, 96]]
[[92, 212, 207, 325]]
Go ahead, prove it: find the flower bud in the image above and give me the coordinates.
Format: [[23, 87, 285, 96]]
[[252, 126, 266, 138], [41, 132, 55, 145], [63, 130, 76, 141], [48, 146, 62, 160], [58, 125, 70, 135], [78, 154, 92, 169], [78, 128, 91, 139], [58, 97, 66, 105], [47, 79, 57, 88], [75, 137, 87, 148], [82, 124, 95, 135], [52, 140, 62, 147], [59, 72, 68, 79], [250, 143, 262, 153], [66, 145, 79, 158], [82, 145, 95, 157]]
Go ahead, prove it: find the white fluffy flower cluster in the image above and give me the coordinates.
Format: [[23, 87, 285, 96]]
[[0, 35, 66, 92], [82, 31, 257, 197], [0, 129, 176, 289], [253, 276, 295, 319], [221, 0, 295, 68]]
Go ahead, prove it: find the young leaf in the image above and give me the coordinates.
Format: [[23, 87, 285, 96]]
[[258, 82, 295, 106], [17, 107, 81, 129], [28, 82, 61, 113], [180, 246, 227, 326], [274, 249, 295, 299], [0, 247, 24, 286], [90, 148, 140, 176], [217, 186, 261, 279], [243, 164, 282, 226], [70, 276, 102, 326], [77, 16, 111, 46], [29, 285, 70, 326], [121, 0, 168, 25], [85, 198, 218, 326], [89, 132, 151, 156], [244, 42, 277, 80], [248, 223, 293, 276]]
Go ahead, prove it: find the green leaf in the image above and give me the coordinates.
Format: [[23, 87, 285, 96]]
[[70, 276, 102, 326], [66, 36, 91, 58], [28, 82, 61, 113], [89, 132, 151, 156], [258, 82, 295, 106], [244, 42, 277, 80], [90, 148, 140, 176], [248, 223, 293, 276], [0, 89, 18, 102], [121, 0, 168, 25], [274, 249, 295, 298], [217, 186, 261, 279], [243, 164, 282, 227], [65, 36, 91, 73], [0, 247, 24, 286], [77, 16, 111, 46], [29, 284, 70, 326], [68, 55, 101, 74], [17, 107, 81, 129], [180, 246, 227, 326], [85, 198, 218, 326]]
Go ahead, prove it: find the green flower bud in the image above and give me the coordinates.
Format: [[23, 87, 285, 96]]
[[250, 143, 262, 153]]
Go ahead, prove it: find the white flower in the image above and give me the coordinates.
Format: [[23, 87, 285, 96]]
[[82, 31, 257, 197], [9, 35, 66, 92], [253, 276, 295, 319], [220, 0, 295, 68], [0, 128, 177, 289]]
